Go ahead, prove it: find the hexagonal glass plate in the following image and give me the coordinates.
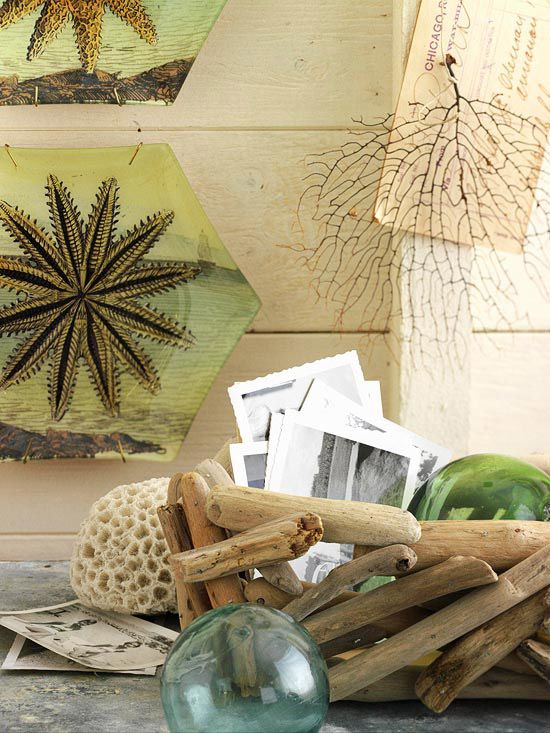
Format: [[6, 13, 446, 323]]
[[0, 144, 260, 461], [0, 0, 227, 105]]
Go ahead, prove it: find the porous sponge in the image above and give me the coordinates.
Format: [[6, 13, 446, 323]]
[[70, 477, 177, 615]]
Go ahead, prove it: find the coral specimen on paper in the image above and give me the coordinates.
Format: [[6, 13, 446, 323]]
[[296, 57, 549, 365]]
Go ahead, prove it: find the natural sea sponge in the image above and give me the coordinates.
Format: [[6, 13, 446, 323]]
[[70, 477, 177, 615]]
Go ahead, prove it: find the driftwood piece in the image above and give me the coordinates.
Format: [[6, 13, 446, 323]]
[[244, 577, 355, 609], [170, 512, 323, 583], [195, 458, 234, 488], [517, 639, 550, 684], [329, 544, 550, 702], [167, 472, 185, 505], [318, 607, 431, 658], [244, 577, 430, 655], [497, 653, 537, 676], [206, 484, 421, 546], [415, 588, 549, 712], [304, 556, 497, 646], [178, 472, 247, 607], [341, 665, 550, 703], [196, 459, 302, 596], [258, 563, 303, 596], [355, 521, 550, 572], [213, 438, 237, 476], [157, 503, 211, 627], [283, 545, 417, 622]]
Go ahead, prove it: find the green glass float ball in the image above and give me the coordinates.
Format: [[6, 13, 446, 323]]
[[409, 454, 550, 521], [161, 604, 329, 733]]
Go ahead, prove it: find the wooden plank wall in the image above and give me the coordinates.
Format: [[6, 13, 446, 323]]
[[0, 0, 547, 560]]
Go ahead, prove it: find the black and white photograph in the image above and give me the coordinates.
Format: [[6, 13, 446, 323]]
[[230, 442, 268, 488], [268, 410, 420, 582], [301, 379, 451, 488], [2, 635, 156, 675], [361, 380, 384, 417], [264, 412, 284, 489], [228, 351, 366, 442], [0, 605, 178, 672]]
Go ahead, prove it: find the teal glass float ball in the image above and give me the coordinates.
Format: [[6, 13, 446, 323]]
[[161, 604, 329, 733], [409, 454, 550, 521]]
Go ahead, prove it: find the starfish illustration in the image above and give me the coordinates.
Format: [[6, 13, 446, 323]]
[[0, 175, 200, 421], [0, 0, 157, 72]]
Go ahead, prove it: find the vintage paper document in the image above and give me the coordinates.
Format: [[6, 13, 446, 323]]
[[374, 0, 550, 252], [2, 635, 156, 676], [0, 604, 178, 672]]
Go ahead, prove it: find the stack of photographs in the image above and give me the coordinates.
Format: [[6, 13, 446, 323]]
[[228, 351, 451, 582]]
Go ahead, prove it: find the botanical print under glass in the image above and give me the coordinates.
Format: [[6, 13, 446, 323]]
[[0, 0, 227, 105], [0, 144, 260, 462]]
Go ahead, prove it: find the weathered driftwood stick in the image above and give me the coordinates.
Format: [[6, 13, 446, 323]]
[[517, 638, 550, 683], [497, 652, 537, 676], [244, 577, 429, 653], [157, 503, 211, 627], [213, 437, 237, 476], [342, 665, 550, 703], [355, 521, 550, 572], [259, 563, 303, 597], [283, 545, 417, 622], [415, 588, 549, 712], [206, 484, 421, 546], [244, 577, 356, 609], [170, 513, 323, 583], [167, 472, 185, 505], [196, 459, 302, 596], [318, 607, 431, 659], [329, 544, 550, 702], [178, 472, 247, 607], [304, 556, 497, 646], [195, 458, 234, 489]]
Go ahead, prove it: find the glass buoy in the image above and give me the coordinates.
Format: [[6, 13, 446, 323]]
[[409, 454, 550, 521], [161, 604, 329, 733]]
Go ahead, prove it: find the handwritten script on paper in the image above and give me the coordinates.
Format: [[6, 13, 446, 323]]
[[374, 0, 550, 252]]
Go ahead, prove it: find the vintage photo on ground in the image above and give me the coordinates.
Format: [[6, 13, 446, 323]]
[[228, 351, 366, 442], [268, 410, 421, 582], [0, 605, 178, 672], [230, 442, 269, 488], [302, 379, 451, 488], [2, 635, 156, 675]]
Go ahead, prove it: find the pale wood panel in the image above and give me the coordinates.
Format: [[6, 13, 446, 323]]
[[471, 249, 550, 332], [469, 333, 550, 455], [0, 130, 389, 332], [471, 142, 550, 331], [0, 0, 393, 132], [0, 333, 392, 551], [0, 536, 76, 563]]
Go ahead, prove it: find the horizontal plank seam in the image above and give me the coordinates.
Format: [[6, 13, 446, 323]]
[[0, 125, 386, 134], [246, 330, 390, 336], [473, 329, 550, 335]]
